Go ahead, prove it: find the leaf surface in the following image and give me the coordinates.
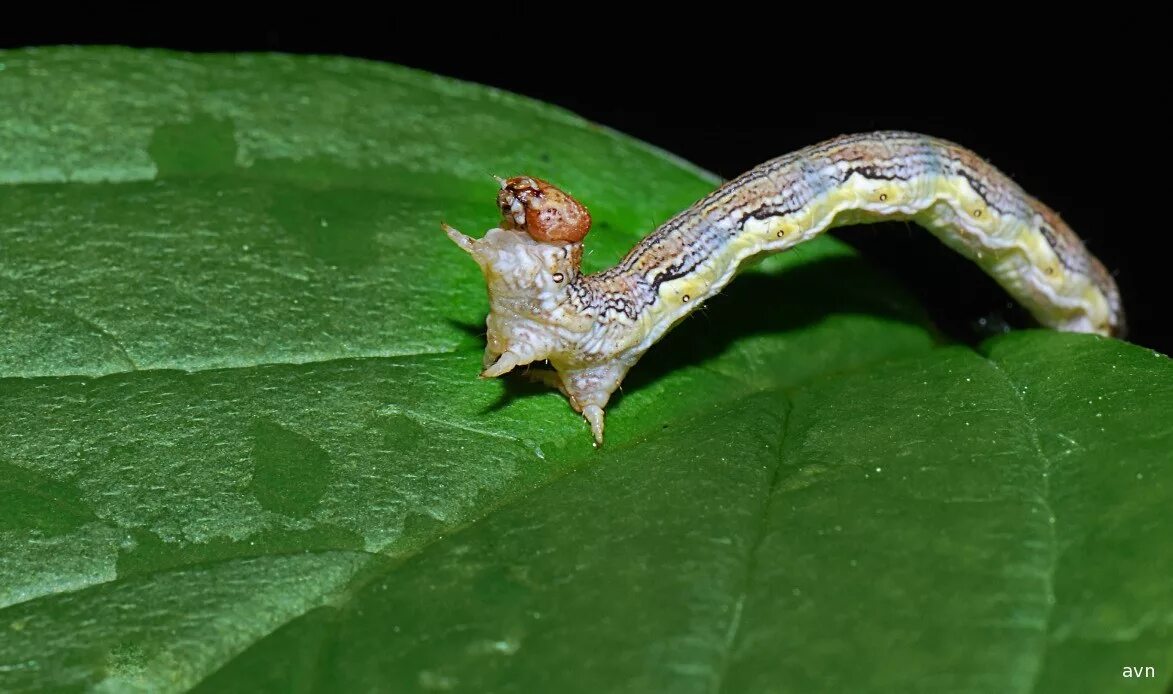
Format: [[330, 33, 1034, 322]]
[[1, 48, 1169, 693]]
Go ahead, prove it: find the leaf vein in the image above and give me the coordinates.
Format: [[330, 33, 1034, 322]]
[[0, 347, 462, 382], [711, 397, 792, 694], [979, 353, 1059, 694]]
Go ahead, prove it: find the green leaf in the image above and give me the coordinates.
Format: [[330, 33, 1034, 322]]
[[1, 48, 1170, 693]]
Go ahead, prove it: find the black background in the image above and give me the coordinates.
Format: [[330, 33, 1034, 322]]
[[4, 29, 1167, 354]]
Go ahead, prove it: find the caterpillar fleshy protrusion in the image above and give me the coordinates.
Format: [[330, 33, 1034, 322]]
[[445, 131, 1125, 446]]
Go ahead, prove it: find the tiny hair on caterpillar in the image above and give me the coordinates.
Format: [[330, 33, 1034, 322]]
[[443, 132, 1124, 446]]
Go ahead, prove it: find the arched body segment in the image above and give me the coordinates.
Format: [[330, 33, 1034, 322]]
[[444, 131, 1124, 445]]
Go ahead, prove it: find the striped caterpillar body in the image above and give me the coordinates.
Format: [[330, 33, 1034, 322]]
[[443, 131, 1124, 446]]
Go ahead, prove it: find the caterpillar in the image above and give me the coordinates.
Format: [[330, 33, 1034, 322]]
[[443, 131, 1124, 446]]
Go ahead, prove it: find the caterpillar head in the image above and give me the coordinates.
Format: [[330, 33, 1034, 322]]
[[495, 175, 591, 243], [443, 176, 592, 378]]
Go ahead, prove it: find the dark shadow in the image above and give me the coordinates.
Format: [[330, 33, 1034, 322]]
[[445, 319, 486, 340], [481, 366, 563, 413], [620, 253, 939, 395], [841, 222, 1040, 341], [446, 319, 570, 414], [464, 245, 1044, 413]]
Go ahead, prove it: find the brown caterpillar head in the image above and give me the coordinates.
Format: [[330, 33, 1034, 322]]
[[496, 176, 592, 243]]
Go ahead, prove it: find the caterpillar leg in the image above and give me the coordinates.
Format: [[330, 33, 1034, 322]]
[[481, 345, 618, 446], [557, 360, 635, 447], [582, 406, 605, 448]]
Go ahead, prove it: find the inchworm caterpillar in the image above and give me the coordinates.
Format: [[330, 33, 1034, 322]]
[[444, 131, 1124, 446]]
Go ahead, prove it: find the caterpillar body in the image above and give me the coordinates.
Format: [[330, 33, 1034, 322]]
[[443, 131, 1124, 446]]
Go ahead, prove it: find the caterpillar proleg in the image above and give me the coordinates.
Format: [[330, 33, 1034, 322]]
[[444, 132, 1124, 446]]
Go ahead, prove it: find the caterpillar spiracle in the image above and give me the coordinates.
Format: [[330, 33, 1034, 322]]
[[443, 131, 1124, 446]]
